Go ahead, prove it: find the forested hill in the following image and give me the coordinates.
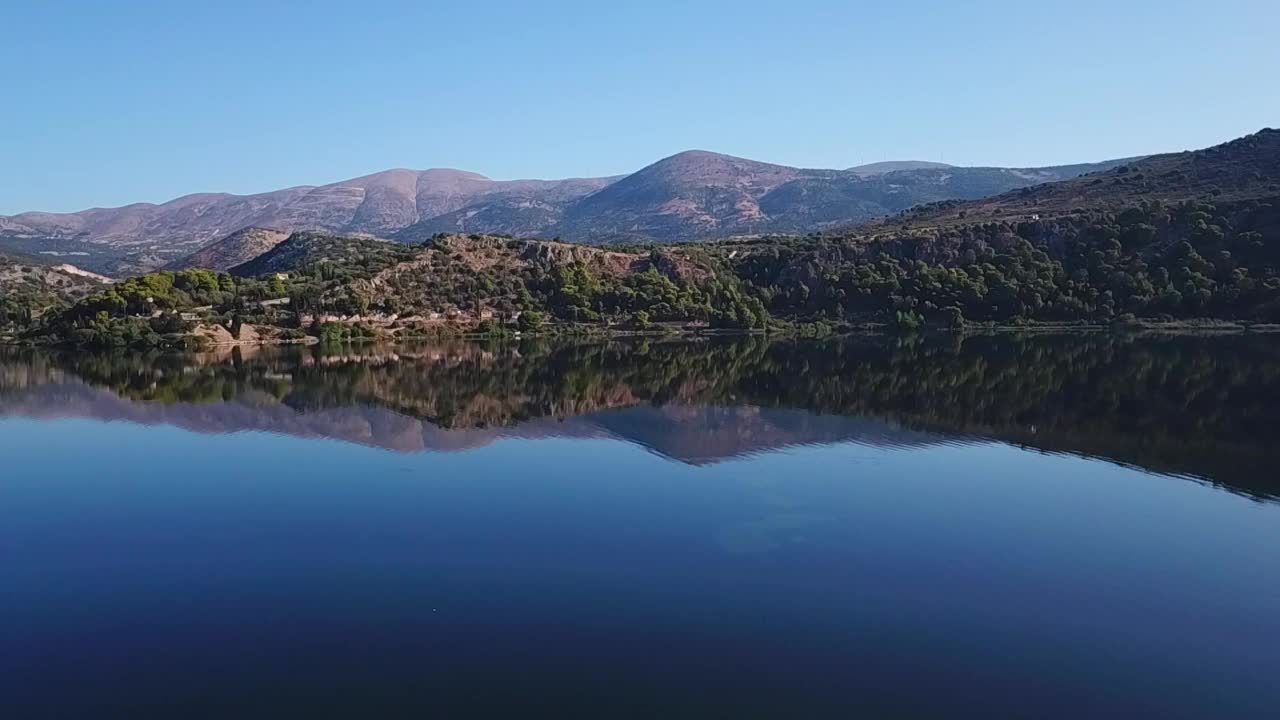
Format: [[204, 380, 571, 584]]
[[722, 128, 1280, 326], [17, 233, 768, 348], [893, 128, 1280, 227]]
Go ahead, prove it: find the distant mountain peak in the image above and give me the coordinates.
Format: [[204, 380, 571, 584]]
[[661, 149, 736, 161], [622, 150, 800, 192], [650, 149, 790, 167], [847, 160, 954, 176], [323, 167, 494, 190], [418, 167, 492, 181]]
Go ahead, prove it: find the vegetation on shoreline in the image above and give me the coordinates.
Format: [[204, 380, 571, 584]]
[[725, 195, 1280, 326]]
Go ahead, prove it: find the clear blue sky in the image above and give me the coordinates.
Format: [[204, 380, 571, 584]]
[[2, 0, 1276, 214]]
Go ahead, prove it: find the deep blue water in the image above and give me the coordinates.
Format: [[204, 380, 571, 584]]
[[1, 336, 1278, 718]]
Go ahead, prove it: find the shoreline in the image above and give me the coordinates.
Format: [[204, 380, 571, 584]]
[[7, 318, 1280, 350]]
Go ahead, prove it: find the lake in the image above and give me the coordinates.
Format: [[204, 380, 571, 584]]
[[1, 334, 1278, 718]]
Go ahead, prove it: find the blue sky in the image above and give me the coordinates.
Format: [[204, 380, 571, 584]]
[[1, 0, 1276, 214]]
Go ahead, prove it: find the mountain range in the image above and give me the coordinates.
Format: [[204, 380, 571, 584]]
[[0, 150, 1133, 275]]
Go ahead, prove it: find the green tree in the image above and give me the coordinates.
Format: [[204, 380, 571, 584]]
[[518, 311, 546, 333]]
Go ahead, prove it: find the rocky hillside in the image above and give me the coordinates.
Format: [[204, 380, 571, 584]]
[[0, 256, 108, 329], [225, 231, 731, 323], [892, 128, 1280, 229], [0, 257, 107, 298], [23, 230, 769, 349], [165, 227, 290, 271], [228, 232, 412, 277]]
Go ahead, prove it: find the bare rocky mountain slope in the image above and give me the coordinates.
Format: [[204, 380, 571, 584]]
[[164, 227, 291, 271]]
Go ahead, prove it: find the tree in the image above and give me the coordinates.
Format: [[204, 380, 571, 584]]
[[891, 310, 922, 333], [518, 311, 546, 333], [941, 306, 965, 330]]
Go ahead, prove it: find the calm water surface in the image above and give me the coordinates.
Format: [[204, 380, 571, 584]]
[[1, 335, 1278, 718]]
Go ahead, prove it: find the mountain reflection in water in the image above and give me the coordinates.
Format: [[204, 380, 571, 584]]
[[2, 333, 1278, 501]]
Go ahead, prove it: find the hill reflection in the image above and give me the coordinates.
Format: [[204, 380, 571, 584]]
[[2, 333, 1278, 500]]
